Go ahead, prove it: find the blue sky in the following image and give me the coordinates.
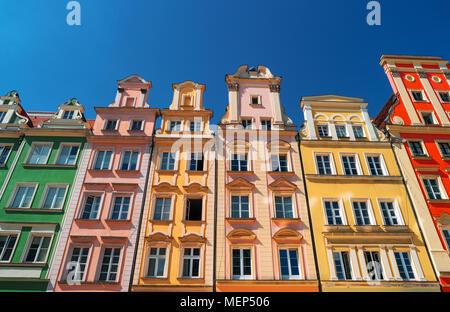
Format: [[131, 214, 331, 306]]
[[0, 0, 449, 128]]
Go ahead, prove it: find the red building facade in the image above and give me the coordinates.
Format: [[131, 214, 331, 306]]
[[374, 55, 450, 291]]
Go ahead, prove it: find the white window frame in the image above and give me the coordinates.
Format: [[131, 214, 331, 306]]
[[187, 152, 204, 171], [437, 91, 450, 103], [270, 153, 290, 172], [418, 110, 438, 125], [108, 192, 133, 221], [250, 95, 261, 105], [63, 244, 93, 283], [129, 119, 144, 131], [189, 120, 202, 132], [364, 153, 389, 176], [8, 183, 39, 209], [332, 250, 354, 281], [179, 245, 203, 279], [350, 199, 376, 226], [0, 144, 13, 165], [26, 142, 53, 165], [392, 250, 418, 281], [39, 184, 69, 210], [407, 140, 429, 157], [314, 152, 336, 175], [78, 191, 105, 220], [103, 119, 119, 131], [317, 124, 330, 137], [339, 153, 363, 176], [273, 194, 296, 219], [335, 124, 348, 138], [168, 119, 183, 132], [21, 232, 54, 264], [241, 118, 253, 130], [435, 140, 450, 158], [230, 152, 250, 172], [144, 244, 170, 278], [420, 175, 449, 200], [158, 149, 178, 171], [91, 148, 114, 170], [231, 246, 254, 280], [118, 148, 140, 171], [229, 193, 253, 219], [441, 229, 450, 251], [377, 199, 404, 226], [352, 124, 366, 138], [278, 247, 302, 280], [151, 194, 175, 221], [96, 245, 123, 283], [0, 231, 21, 263], [55, 143, 81, 166], [322, 198, 347, 225], [62, 110, 75, 120], [183, 195, 205, 222], [408, 89, 428, 102]]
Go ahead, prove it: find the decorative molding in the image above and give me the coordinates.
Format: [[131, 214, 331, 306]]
[[227, 82, 239, 92], [269, 84, 280, 93], [390, 69, 400, 78], [417, 71, 428, 79], [445, 72, 450, 80]]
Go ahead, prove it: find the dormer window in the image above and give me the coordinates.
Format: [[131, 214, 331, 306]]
[[317, 125, 329, 137], [421, 112, 435, 125], [0, 112, 6, 123], [335, 125, 347, 138], [130, 120, 143, 131], [353, 125, 365, 138], [242, 119, 252, 130], [170, 121, 181, 132], [62, 111, 74, 119], [250, 95, 261, 105], [105, 120, 118, 130], [183, 95, 192, 107], [190, 121, 201, 132]]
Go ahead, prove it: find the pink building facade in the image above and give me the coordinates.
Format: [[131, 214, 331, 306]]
[[46, 75, 160, 291]]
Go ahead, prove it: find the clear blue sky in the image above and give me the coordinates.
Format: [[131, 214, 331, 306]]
[[0, 0, 449, 127]]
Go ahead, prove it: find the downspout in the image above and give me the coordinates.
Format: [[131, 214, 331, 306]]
[[213, 133, 218, 292], [128, 132, 155, 292], [296, 132, 321, 292]]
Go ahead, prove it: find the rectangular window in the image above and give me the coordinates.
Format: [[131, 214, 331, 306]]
[[423, 178, 442, 200], [153, 198, 171, 220], [63, 111, 74, 119], [42, 186, 66, 209], [66, 247, 90, 282], [317, 125, 329, 137], [160, 152, 175, 170], [130, 120, 143, 131], [439, 92, 450, 103], [342, 155, 358, 175], [352, 201, 371, 225], [0, 234, 18, 262], [421, 112, 434, 125], [56, 145, 79, 165], [189, 153, 203, 171], [394, 252, 415, 281], [316, 154, 332, 175], [242, 119, 252, 130], [275, 196, 294, 219], [81, 195, 101, 219], [324, 201, 343, 225], [364, 251, 384, 280], [190, 121, 201, 132], [94, 150, 112, 170], [120, 151, 139, 170], [442, 230, 450, 250], [438, 142, 450, 157], [231, 196, 250, 218], [170, 121, 181, 131], [333, 251, 352, 280], [105, 120, 118, 130], [353, 125, 365, 138], [147, 247, 166, 277], [24, 236, 51, 263], [0, 145, 11, 165], [367, 155, 384, 176], [110, 196, 130, 220], [409, 141, 426, 156], [186, 198, 202, 221], [27, 144, 51, 164], [251, 96, 260, 105], [379, 201, 399, 225], [0, 111, 6, 123], [412, 91, 425, 102], [336, 125, 347, 137], [279, 249, 300, 280], [182, 248, 201, 278], [99, 248, 121, 282], [271, 154, 288, 172], [232, 249, 252, 279], [11, 185, 36, 208], [231, 154, 248, 171], [261, 120, 271, 131]]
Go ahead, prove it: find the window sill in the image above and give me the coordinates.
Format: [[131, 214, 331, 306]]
[[74, 218, 101, 222], [115, 170, 140, 174], [272, 218, 301, 226], [442, 157, 450, 161], [268, 171, 295, 176], [150, 219, 173, 225], [105, 219, 130, 223], [305, 174, 402, 182], [0, 164, 6, 168], [227, 170, 254, 176], [177, 277, 204, 281], [0, 262, 47, 267], [226, 217, 256, 224], [323, 225, 354, 233], [411, 155, 433, 160], [88, 169, 113, 173], [185, 170, 207, 174], [382, 225, 409, 232], [157, 169, 177, 174], [353, 225, 383, 233], [182, 220, 205, 225], [4, 208, 63, 213], [428, 199, 450, 204], [22, 164, 77, 169], [141, 276, 169, 281]]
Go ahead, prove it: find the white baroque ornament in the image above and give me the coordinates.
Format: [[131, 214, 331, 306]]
[[392, 116, 404, 125]]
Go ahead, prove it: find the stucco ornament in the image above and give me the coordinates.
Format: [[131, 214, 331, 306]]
[[6, 90, 19, 98], [65, 98, 80, 106], [392, 116, 404, 125]]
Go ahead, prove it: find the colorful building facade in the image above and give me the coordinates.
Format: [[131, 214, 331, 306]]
[[131, 81, 215, 292], [0, 94, 90, 291], [374, 55, 450, 291], [215, 66, 318, 292], [47, 75, 159, 291], [300, 94, 439, 291]]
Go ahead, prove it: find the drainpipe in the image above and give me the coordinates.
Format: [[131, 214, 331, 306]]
[[128, 133, 155, 292], [296, 132, 322, 292], [213, 134, 218, 292]]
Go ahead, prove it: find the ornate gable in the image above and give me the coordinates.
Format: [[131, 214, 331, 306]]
[[268, 178, 297, 192], [226, 178, 255, 191]]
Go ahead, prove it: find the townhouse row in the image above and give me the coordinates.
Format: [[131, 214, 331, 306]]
[[0, 54, 449, 292]]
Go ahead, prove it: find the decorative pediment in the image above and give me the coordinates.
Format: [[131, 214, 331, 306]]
[[226, 178, 255, 191], [153, 182, 179, 192], [227, 139, 250, 153], [303, 94, 365, 103], [435, 212, 450, 226], [267, 140, 291, 152], [147, 232, 173, 242], [183, 182, 208, 193], [268, 178, 297, 192], [179, 233, 206, 243], [227, 228, 256, 243], [118, 74, 149, 84], [273, 228, 303, 243], [63, 98, 82, 106]]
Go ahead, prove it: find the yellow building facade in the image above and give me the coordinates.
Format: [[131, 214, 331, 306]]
[[131, 81, 215, 291], [299, 95, 440, 291]]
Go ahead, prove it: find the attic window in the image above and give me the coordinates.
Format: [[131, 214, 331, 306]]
[[183, 96, 192, 107], [63, 111, 74, 119], [251, 96, 260, 105], [186, 198, 202, 221], [125, 97, 135, 107]]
